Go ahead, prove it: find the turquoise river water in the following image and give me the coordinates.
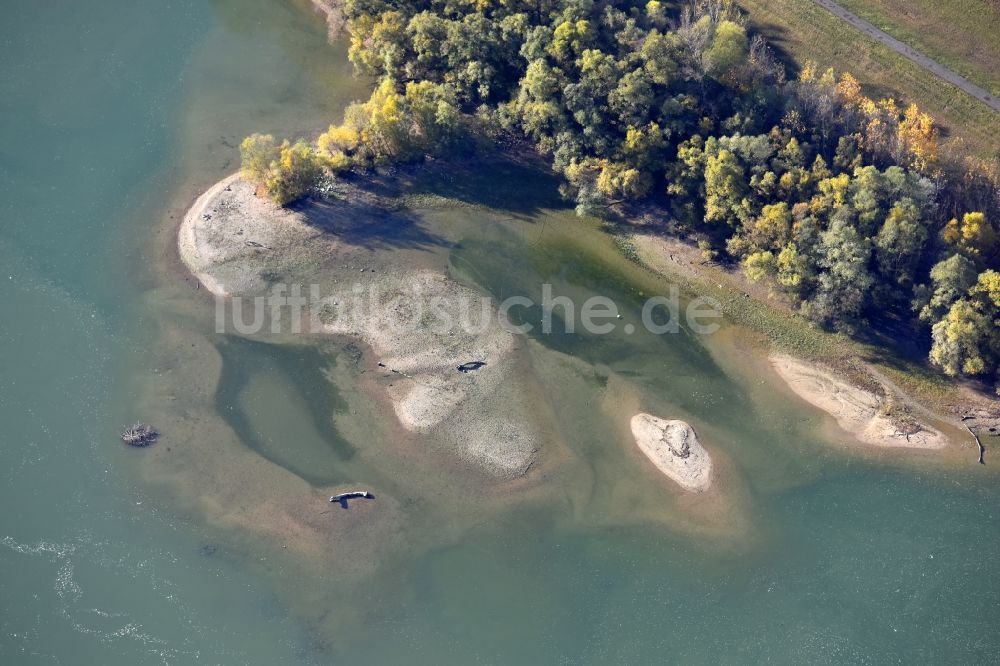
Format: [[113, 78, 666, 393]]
[[1, 1, 998, 664]]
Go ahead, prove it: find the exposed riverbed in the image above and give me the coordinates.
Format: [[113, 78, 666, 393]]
[[3, 1, 1000, 663]]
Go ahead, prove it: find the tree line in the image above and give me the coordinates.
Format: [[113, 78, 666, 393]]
[[239, 0, 1000, 391]]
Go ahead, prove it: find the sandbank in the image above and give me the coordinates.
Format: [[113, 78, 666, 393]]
[[630, 414, 713, 492], [770, 353, 947, 449]]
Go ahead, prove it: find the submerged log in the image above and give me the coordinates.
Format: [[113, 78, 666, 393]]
[[965, 425, 986, 465], [329, 490, 374, 508], [121, 422, 158, 447]]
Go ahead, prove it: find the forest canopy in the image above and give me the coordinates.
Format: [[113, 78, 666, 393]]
[[240, 0, 1000, 390]]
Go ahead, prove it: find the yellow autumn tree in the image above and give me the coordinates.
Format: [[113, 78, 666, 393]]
[[743, 250, 775, 282], [942, 212, 999, 261], [549, 20, 591, 63], [836, 72, 862, 105], [897, 103, 939, 171], [595, 161, 652, 199], [829, 66, 940, 173], [340, 78, 408, 163], [316, 124, 358, 171], [930, 270, 1000, 377], [263, 140, 321, 205]]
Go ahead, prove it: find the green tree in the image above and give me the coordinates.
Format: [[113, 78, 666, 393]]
[[873, 199, 928, 288], [403, 80, 462, 152], [775, 242, 811, 296], [929, 270, 1000, 376], [916, 253, 979, 323], [809, 213, 873, 327], [704, 149, 749, 229]]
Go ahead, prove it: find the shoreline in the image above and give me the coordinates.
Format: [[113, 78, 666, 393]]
[[177, 172, 242, 297], [180, 165, 998, 465], [306, 0, 345, 39], [630, 229, 1000, 457], [769, 353, 948, 450]]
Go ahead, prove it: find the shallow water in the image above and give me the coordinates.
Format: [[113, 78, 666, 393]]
[[215, 337, 355, 486], [2, 1, 999, 664], [1, 1, 364, 663]]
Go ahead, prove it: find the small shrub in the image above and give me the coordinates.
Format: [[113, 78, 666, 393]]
[[264, 140, 322, 205], [240, 135, 321, 206], [240, 133, 279, 184]]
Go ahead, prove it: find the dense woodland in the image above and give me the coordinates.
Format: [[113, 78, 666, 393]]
[[240, 0, 1000, 390]]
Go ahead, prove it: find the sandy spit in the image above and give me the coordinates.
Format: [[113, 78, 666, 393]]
[[770, 354, 947, 449]]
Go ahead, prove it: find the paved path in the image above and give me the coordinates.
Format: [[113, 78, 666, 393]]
[[811, 0, 1000, 114]]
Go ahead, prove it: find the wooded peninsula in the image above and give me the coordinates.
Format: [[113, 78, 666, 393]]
[[238, 0, 1000, 393]]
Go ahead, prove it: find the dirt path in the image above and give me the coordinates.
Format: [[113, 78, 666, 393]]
[[811, 0, 1000, 113]]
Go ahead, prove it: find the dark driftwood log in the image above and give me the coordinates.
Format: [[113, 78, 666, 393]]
[[377, 361, 414, 379], [965, 425, 986, 465], [121, 423, 158, 447], [330, 491, 374, 508]]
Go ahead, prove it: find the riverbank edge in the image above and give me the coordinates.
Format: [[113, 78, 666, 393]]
[[177, 173, 241, 296], [628, 229, 1000, 456], [179, 150, 998, 462]]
